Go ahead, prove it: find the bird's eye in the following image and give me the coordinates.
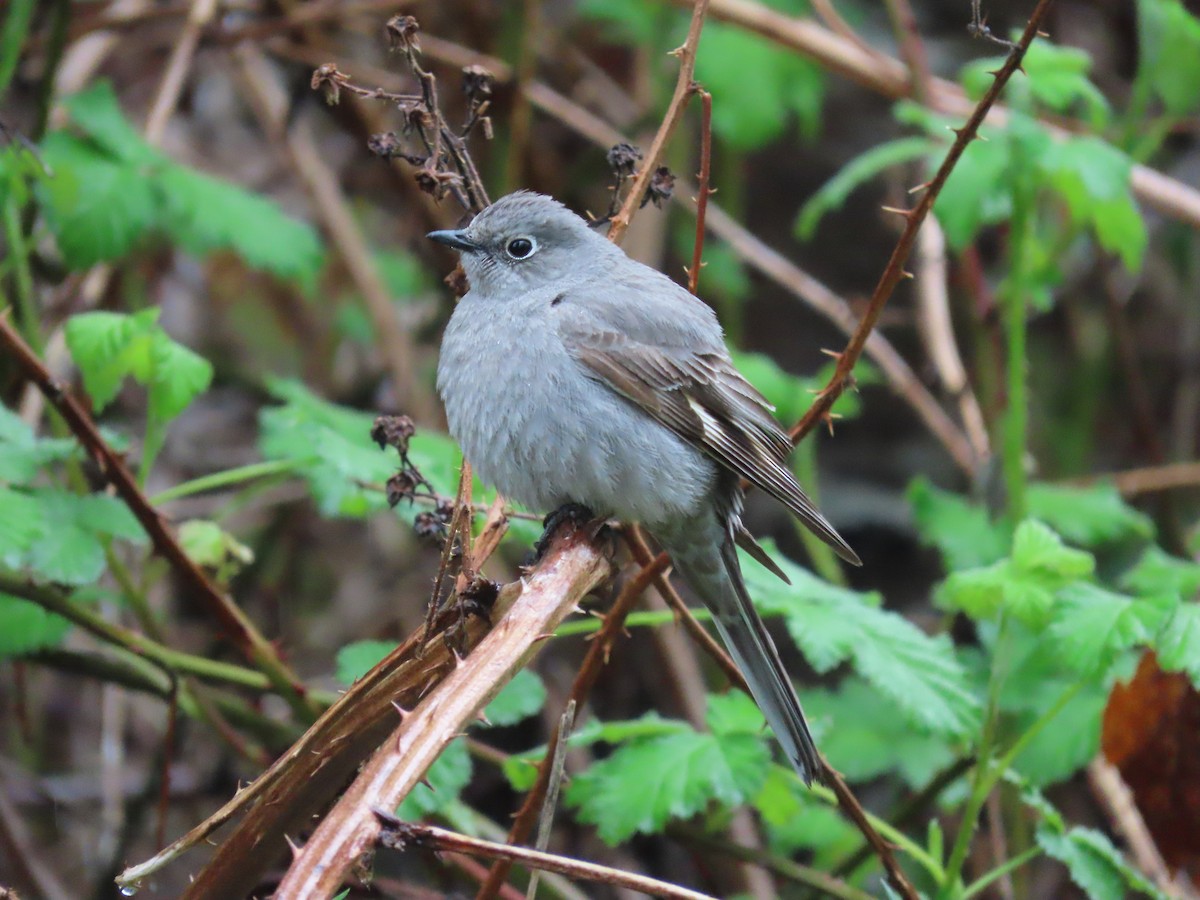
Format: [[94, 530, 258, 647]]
[[505, 236, 537, 260]]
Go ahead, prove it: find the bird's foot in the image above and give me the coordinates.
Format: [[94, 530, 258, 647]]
[[532, 502, 604, 562]]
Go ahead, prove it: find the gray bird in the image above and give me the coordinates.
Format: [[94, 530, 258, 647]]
[[432, 191, 860, 784]]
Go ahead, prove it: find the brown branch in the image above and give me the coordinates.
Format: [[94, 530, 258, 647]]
[[270, 524, 614, 899], [789, 0, 1056, 446], [0, 312, 316, 720], [379, 818, 716, 900], [687, 89, 714, 296], [606, 0, 710, 242], [476, 552, 672, 899], [143, 0, 218, 143], [1063, 461, 1200, 496], [690, 0, 1200, 228], [623, 529, 748, 693]]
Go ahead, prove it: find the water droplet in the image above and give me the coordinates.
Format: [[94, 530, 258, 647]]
[[119, 885, 138, 896]]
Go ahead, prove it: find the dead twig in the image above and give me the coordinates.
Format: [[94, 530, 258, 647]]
[[270, 525, 614, 900], [0, 312, 315, 720], [525, 700, 576, 900], [476, 552, 672, 899], [686, 89, 714, 297], [606, 0, 710, 241], [378, 817, 716, 900], [790, 0, 1056, 447]]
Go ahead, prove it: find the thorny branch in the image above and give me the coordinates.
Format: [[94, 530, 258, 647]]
[[790, 0, 1056, 446], [377, 815, 717, 900], [0, 311, 316, 721]]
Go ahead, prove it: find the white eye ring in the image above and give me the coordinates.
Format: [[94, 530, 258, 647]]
[[505, 236, 538, 260]]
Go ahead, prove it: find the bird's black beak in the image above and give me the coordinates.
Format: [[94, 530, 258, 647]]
[[426, 229, 480, 252]]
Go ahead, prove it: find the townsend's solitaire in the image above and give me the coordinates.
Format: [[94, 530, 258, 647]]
[[432, 191, 860, 784]]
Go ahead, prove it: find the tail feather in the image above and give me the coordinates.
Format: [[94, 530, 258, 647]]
[[662, 527, 822, 785]]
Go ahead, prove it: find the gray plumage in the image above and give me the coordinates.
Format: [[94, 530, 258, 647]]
[[433, 191, 859, 784]]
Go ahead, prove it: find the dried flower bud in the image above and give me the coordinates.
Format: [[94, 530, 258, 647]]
[[445, 265, 470, 297], [401, 103, 434, 134], [462, 65, 495, 101], [386, 469, 421, 507], [413, 511, 448, 545], [385, 15, 421, 52], [607, 142, 642, 177], [371, 415, 416, 452], [367, 132, 403, 158], [642, 165, 676, 208], [311, 64, 349, 106]]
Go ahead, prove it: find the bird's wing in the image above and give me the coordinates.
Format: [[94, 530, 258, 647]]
[[558, 315, 860, 566]]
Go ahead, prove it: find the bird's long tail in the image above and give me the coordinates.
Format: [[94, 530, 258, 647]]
[[658, 521, 822, 785]]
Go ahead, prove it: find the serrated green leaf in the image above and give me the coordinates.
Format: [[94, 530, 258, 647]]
[[159, 165, 323, 285], [143, 331, 213, 470], [0, 593, 71, 657], [1049, 584, 1153, 676], [0, 406, 76, 483], [1120, 546, 1200, 600], [908, 477, 1008, 570], [706, 690, 765, 737], [746, 542, 981, 736], [60, 81, 160, 164], [934, 134, 1013, 248], [1021, 41, 1110, 126], [803, 678, 956, 787], [0, 486, 46, 563], [38, 132, 158, 268], [1038, 825, 1166, 900], [1026, 483, 1154, 547], [335, 639, 397, 685], [754, 764, 858, 858], [694, 23, 824, 150], [259, 379, 461, 518], [15, 490, 143, 585], [565, 727, 771, 843], [483, 669, 546, 727], [1012, 682, 1107, 786], [65, 309, 160, 411], [1012, 519, 1096, 580], [797, 136, 937, 239], [1137, 0, 1200, 116], [396, 738, 472, 820], [1154, 602, 1200, 689]]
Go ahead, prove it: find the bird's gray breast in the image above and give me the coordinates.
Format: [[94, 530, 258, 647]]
[[436, 284, 717, 524]]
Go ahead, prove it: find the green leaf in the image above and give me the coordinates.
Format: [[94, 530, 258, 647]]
[[60, 81, 161, 164], [259, 379, 461, 518], [796, 136, 937, 239], [0, 486, 47, 564], [22, 490, 144, 585], [143, 332, 213, 470], [0, 593, 71, 657], [803, 678, 956, 787], [1026, 483, 1154, 546], [933, 133, 1013, 248], [754, 764, 859, 858], [0, 406, 77, 483], [178, 519, 254, 575], [1137, 0, 1200, 116], [1154, 602, 1200, 689], [65, 309, 160, 411], [1011, 519, 1097, 580], [159, 165, 324, 286], [483, 669, 546, 727], [907, 478, 1008, 570], [745, 542, 981, 736], [706, 690, 765, 737], [694, 23, 825, 150], [1120, 546, 1200, 600], [396, 738, 472, 820], [1021, 41, 1110, 126], [565, 726, 771, 843], [1049, 584, 1154, 676], [335, 639, 397, 685], [1038, 825, 1166, 900], [37, 132, 158, 268], [1011, 681, 1107, 786]]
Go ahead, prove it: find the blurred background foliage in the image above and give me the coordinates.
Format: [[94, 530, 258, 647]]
[[1, 0, 1199, 897]]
